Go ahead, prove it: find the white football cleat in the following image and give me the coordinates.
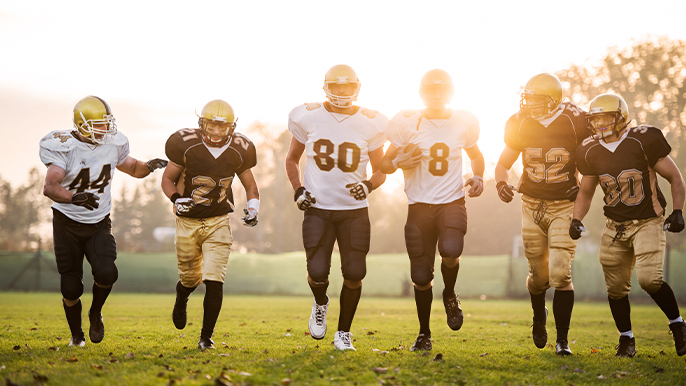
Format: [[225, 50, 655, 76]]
[[308, 297, 328, 339], [334, 331, 356, 351], [68, 331, 86, 347]]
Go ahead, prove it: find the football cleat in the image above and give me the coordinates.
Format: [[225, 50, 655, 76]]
[[532, 307, 548, 349], [615, 336, 636, 357], [555, 340, 572, 356], [172, 298, 188, 330], [669, 320, 686, 356], [308, 296, 328, 340], [443, 291, 463, 331], [333, 331, 356, 351], [410, 333, 433, 351], [68, 331, 86, 347], [198, 336, 216, 350], [88, 310, 105, 344]]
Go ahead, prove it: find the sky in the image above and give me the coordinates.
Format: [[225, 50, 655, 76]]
[[1, 0, 685, 191]]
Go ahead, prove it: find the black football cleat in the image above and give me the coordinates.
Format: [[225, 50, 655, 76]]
[[68, 330, 86, 347], [443, 291, 463, 331], [88, 310, 105, 344], [615, 336, 636, 357], [532, 307, 548, 349], [410, 333, 433, 352], [669, 320, 686, 356], [172, 298, 188, 330], [198, 336, 215, 350], [555, 340, 572, 356]]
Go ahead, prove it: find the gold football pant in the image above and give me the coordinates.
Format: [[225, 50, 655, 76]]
[[175, 214, 233, 288], [521, 195, 577, 293], [599, 216, 665, 299]]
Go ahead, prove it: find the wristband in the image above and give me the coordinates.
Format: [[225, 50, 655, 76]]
[[362, 180, 373, 192], [247, 198, 260, 211], [170, 193, 181, 203]]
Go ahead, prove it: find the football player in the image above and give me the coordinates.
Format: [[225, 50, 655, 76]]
[[571, 93, 686, 357], [161, 99, 259, 350], [285, 64, 388, 351], [495, 73, 589, 355], [381, 69, 484, 351], [40, 96, 168, 347]]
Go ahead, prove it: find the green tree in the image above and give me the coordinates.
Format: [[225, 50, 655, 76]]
[[0, 168, 50, 251]]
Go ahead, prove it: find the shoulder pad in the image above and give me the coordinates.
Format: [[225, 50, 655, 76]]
[[392, 109, 420, 122], [561, 102, 586, 117], [453, 109, 478, 123], [289, 102, 321, 123], [39, 131, 79, 152], [111, 131, 129, 146]]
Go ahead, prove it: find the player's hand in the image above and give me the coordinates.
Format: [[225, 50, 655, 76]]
[[565, 185, 580, 202], [294, 187, 316, 211], [569, 219, 585, 240], [465, 175, 483, 197], [346, 180, 373, 200], [241, 208, 258, 227], [146, 158, 168, 172], [496, 181, 515, 203], [663, 210, 684, 232], [174, 197, 196, 214], [71, 192, 99, 210], [392, 144, 422, 170]]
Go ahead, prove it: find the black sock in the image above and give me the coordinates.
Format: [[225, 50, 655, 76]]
[[338, 284, 362, 332], [309, 280, 329, 305], [201, 281, 223, 339], [608, 295, 632, 333], [90, 283, 112, 316], [553, 290, 574, 342], [530, 290, 547, 320], [63, 299, 82, 336], [441, 262, 459, 295], [176, 281, 196, 304], [414, 286, 433, 335], [649, 282, 681, 321]]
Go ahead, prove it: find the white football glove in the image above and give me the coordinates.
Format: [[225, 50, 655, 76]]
[[392, 144, 422, 170], [294, 187, 316, 211], [346, 180, 373, 201], [465, 175, 484, 197], [174, 197, 195, 214], [242, 208, 258, 227]]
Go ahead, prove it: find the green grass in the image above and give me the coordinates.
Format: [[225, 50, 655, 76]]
[[2, 293, 686, 385]]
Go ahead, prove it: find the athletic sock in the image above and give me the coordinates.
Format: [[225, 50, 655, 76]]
[[619, 330, 634, 338], [669, 316, 684, 324], [201, 281, 223, 339], [414, 286, 433, 335], [63, 299, 83, 336], [648, 282, 681, 321], [529, 290, 547, 321], [337, 284, 362, 332], [608, 295, 632, 333], [309, 280, 329, 306], [440, 262, 460, 295], [553, 290, 574, 342], [176, 281, 197, 304], [90, 283, 112, 316]]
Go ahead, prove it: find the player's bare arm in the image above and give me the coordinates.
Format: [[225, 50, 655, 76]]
[[495, 146, 520, 183], [366, 147, 386, 190], [653, 156, 686, 210], [238, 169, 259, 200], [42, 164, 73, 203], [572, 175, 599, 222], [380, 144, 398, 174], [116, 155, 167, 178], [464, 144, 485, 198], [285, 137, 306, 191], [161, 161, 184, 200]]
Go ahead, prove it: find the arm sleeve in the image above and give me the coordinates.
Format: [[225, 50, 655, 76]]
[[165, 133, 186, 167], [235, 139, 257, 175], [117, 141, 130, 166], [575, 146, 595, 176], [385, 112, 412, 147], [288, 112, 308, 144], [644, 127, 672, 167], [39, 146, 68, 170]]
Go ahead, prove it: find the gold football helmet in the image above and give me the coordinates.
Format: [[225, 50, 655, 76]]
[[323, 64, 360, 108], [73, 96, 117, 145], [197, 99, 237, 147], [520, 73, 563, 119], [588, 94, 629, 139], [419, 69, 454, 106]]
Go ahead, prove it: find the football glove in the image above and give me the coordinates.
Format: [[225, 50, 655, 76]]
[[569, 219, 585, 240], [146, 158, 168, 173], [465, 175, 483, 197], [294, 187, 316, 211], [346, 180, 373, 201], [663, 209, 684, 233], [496, 181, 515, 203], [173, 197, 195, 214], [565, 185, 579, 202], [71, 192, 99, 210], [392, 144, 422, 170], [241, 208, 258, 227]]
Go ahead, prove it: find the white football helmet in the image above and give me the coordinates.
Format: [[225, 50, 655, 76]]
[[323, 64, 360, 108]]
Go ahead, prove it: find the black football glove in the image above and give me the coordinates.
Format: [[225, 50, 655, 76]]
[[569, 219, 585, 240], [146, 158, 168, 172], [346, 180, 373, 201], [241, 208, 259, 227], [565, 185, 579, 202], [496, 181, 515, 203], [71, 192, 99, 211], [465, 175, 484, 197], [294, 187, 316, 211], [663, 210, 684, 233]]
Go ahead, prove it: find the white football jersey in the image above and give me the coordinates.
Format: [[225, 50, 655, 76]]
[[386, 109, 480, 205], [39, 130, 130, 224], [289, 102, 388, 210]]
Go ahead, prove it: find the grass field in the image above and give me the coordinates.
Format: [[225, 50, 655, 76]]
[[1, 293, 686, 385]]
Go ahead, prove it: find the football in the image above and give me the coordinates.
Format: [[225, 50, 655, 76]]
[[403, 143, 422, 157]]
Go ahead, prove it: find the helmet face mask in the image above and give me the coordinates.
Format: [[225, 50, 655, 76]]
[[323, 64, 360, 108], [73, 96, 117, 145], [519, 73, 563, 120], [198, 100, 237, 147], [588, 94, 629, 140]]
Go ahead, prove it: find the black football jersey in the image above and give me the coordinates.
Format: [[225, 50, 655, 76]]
[[504, 102, 589, 200], [576, 125, 670, 222], [165, 128, 257, 218]]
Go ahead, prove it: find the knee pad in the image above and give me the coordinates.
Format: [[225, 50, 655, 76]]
[[93, 263, 118, 287], [307, 262, 330, 284], [527, 274, 550, 294], [410, 259, 433, 288], [637, 274, 662, 294], [438, 229, 464, 258], [61, 275, 84, 300], [342, 252, 367, 282], [181, 274, 203, 289]]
